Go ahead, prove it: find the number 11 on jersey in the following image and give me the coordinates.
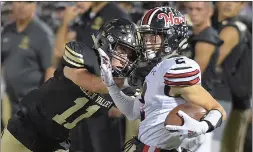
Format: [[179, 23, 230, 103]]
[[52, 97, 100, 129]]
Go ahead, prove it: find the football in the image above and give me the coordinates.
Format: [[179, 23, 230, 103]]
[[165, 103, 207, 126]]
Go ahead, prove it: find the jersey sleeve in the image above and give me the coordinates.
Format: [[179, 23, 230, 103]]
[[62, 41, 101, 75], [163, 57, 201, 86], [62, 42, 86, 68]]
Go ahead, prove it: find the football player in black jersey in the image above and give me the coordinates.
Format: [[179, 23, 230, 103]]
[[1, 18, 142, 152]]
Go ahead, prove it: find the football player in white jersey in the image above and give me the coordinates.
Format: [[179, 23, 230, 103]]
[[98, 7, 227, 152]]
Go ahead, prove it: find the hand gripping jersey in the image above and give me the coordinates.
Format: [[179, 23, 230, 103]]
[[6, 42, 114, 152], [138, 56, 201, 150]]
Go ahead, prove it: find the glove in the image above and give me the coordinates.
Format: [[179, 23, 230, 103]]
[[165, 110, 209, 138], [98, 48, 115, 87]]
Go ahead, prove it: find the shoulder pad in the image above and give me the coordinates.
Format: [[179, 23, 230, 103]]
[[163, 57, 201, 86], [62, 41, 89, 68]]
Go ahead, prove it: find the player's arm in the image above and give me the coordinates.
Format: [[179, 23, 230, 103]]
[[64, 66, 125, 94], [194, 42, 216, 73], [164, 60, 226, 133], [216, 26, 239, 66], [64, 66, 108, 93], [168, 84, 226, 134], [106, 84, 143, 120], [170, 85, 226, 121]]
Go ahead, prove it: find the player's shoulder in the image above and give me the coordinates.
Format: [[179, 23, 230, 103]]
[[62, 41, 100, 69], [161, 55, 201, 86], [160, 55, 200, 71], [159, 55, 201, 86], [64, 41, 95, 58]]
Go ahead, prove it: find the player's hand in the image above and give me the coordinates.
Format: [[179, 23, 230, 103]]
[[98, 48, 115, 87], [165, 110, 209, 138]]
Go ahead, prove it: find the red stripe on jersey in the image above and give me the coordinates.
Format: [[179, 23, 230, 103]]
[[142, 8, 157, 25], [164, 77, 200, 86], [142, 145, 150, 152], [164, 69, 200, 79]]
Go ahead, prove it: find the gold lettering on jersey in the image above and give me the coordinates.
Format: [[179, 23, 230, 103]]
[[94, 96, 113, 108], [95, 96, 104, 104], [91, 93, 97, 99], [80, 87, 113, 108]]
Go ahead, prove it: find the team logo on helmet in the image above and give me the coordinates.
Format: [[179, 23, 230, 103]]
[[157, 12, 185, 27]]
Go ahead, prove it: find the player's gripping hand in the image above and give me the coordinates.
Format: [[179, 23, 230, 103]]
[[98, 48, 115, 87], [165, 110, 209, 138]]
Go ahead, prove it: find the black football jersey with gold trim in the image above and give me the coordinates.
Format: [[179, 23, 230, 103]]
[[15, 42, 110, 141], [18, 73, 113, 141]]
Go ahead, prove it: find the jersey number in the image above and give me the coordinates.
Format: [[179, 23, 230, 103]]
[[175, 58, 185, 64], [52, 97, 100, 129]]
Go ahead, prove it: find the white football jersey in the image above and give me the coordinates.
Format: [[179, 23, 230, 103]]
[[138, 56, 201, 150]]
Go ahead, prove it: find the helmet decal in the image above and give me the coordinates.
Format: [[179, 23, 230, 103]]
[[157, 12, 185, 27], [141, 7, 159, 25]]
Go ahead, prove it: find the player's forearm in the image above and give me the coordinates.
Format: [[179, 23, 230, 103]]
[[187, 94, 227, 121], [180, 85, 227, 120], [91, 77, 126, 94], [107, 85, 140, 120], [80, 76, 107, 94], [91, 80, 109, 94]]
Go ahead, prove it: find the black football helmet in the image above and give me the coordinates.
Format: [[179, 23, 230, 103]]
[[139, 6, 189, 61], [96, 18, 143, 77]]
